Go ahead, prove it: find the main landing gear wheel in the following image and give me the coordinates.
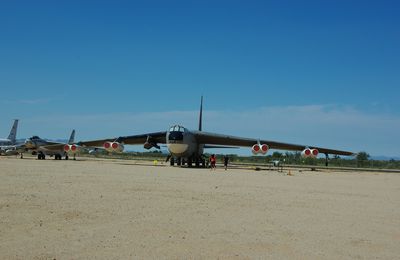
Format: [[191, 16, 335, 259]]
[[201, 158, 206, 168], [187, 158, 193, 168]]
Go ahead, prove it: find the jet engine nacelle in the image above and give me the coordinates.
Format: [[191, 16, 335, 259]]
[[64, 144, 80, 154], [252, 144, 269, 155], [103, 141, 124, 153], [301, 148, 319, 158]]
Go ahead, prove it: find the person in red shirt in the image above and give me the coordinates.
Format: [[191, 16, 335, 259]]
[[210, 154, 216, 170]]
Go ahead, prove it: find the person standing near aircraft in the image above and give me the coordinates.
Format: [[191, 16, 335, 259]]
[[223, 155, 229, 170], [210, 154, 216, 170]]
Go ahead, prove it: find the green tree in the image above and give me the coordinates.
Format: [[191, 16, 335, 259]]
[[272, 151, 282, 159], [356, 151, 370, 167]]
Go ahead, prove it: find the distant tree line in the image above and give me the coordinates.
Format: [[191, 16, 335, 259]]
[[207, 151, 400, 169]]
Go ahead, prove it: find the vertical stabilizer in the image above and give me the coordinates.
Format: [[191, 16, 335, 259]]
[[198, 96, 203, 131], [68, 129, 76, 144], [7, 119, 18, 144]]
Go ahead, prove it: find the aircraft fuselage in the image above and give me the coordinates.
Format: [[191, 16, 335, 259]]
[[0, 139, 13, 146], [166, 125, 204, 159], [24, 136, 66, 158]]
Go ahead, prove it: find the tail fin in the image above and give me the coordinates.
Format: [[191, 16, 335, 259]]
[[7, 119, 18, 144], [68, 129, 75, 144], [198, 96, 203, 131]]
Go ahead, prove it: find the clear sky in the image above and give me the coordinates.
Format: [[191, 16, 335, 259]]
[[1, 0, 399, 157]]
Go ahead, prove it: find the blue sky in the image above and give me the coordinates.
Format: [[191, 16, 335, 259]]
[[0, 0, 399, 157]]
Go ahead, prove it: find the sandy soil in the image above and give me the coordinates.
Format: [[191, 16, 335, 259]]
[[1, 156, 399, 259]]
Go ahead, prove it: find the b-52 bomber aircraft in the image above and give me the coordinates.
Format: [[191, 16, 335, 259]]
[[76, 97, 354, 167]]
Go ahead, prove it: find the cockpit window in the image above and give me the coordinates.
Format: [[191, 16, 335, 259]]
[[169, 125, 185, 132]]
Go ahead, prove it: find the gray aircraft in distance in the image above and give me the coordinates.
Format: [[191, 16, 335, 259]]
[[0, 119, 19, 146], [24, 130, 79, 160], [0, 119, 22, 156], [76, 97, 355, 167]]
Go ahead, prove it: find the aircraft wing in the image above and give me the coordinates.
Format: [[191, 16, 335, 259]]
[[77, 131, 167, 147], [76, 138, 119, 147], [193, 131, 354, 156], [76, 130, 352, 156]]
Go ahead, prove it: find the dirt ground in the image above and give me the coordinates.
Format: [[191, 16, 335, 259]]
[[1, 156, 399, 259]]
